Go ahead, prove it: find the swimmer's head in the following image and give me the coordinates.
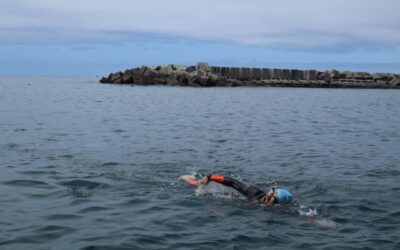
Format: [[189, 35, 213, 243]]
[[260, 188, 277, 204]]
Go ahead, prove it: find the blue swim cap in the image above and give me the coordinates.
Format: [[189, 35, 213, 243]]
[[276, 189, 293, 204]]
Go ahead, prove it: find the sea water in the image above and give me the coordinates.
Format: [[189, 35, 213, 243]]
[[0, 76, 399, 249]]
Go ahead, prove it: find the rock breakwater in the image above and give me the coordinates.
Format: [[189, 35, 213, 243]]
[[100, 62, 400, 88]]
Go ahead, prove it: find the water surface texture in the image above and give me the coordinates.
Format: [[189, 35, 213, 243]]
[[0, 76, 399, 249]]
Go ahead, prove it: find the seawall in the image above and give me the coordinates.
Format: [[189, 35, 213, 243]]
[[100, 62, 400, 88]]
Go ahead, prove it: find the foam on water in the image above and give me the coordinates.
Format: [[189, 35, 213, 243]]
[[297, 206, 318, 217], [194, 182, 245, 201]]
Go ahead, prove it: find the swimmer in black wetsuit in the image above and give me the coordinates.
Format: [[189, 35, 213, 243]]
[[180, 174, 342, 228], [198, 174, 293, 205]]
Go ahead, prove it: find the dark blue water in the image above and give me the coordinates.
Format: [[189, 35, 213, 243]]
[[1, 76, 399, 249]]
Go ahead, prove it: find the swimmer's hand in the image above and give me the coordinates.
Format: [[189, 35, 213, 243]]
[[178, 175, 197, 184], [199, 175, 210, 185], [178, 174, 210, 185]]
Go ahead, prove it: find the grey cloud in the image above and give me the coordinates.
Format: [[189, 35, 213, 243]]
[[1, 0, 399, 48]]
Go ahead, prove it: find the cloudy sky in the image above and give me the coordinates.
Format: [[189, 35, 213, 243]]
[[1, 0, 399, 76]]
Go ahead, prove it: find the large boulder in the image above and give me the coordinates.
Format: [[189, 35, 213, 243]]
[[122, 74, 133, 83], [153, 78, 167, 85], [196, 68, 208, 78], [196, 62, 210, 72], [176, 72, 192, 85], [354, 72, 372, 80], [318, 71, 331, 82], [166, 75, 179, 86], [390, 77, 400, 86], [329, 70, 340, 79], [140, 66, 153, 77], [172, 64, 187, 71], [185, 66, 196, 73], [99, 77, 108, 83], [189, 75, 206, 86], [121, 69, 137, 83], [158, 65, 174, 75], [205, 74, 223, 87], [109, 72, 123, 83], [373, 73, 394, 81]]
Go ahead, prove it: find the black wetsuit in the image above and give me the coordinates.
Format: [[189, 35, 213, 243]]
[[209, 175, 266, 201]]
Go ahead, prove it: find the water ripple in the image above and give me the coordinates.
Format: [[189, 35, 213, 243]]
[[59, 179, 110, 190], [2, 180, 52, 188]]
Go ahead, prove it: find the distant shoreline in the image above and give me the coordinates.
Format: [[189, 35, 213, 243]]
[[100, 63, 400, 88]]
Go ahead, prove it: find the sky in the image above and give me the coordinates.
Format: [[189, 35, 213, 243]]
[[0, 0, 400, 76]]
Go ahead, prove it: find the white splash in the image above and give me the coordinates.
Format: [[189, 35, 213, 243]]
[[298, 207, 318, 217]]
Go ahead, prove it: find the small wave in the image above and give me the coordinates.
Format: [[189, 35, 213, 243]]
[[59, 180, 110, 190], [4, 143, 18, 149], [339, 227, 360, 234], [78, 206, 110, 214], [112, 129, 126, 133], [364, 169, 400, 178], [45, 214, 82, 220], [18, 170, 58, 176], [101, 162, 120, 167], [2, 180, 51, 188], [13, 128, 27, 132], [388, 210, 400, 217], [30, 225, 75, 241], [357, 204, 387, 213], [81, 244, 132, 250], [37, 225, 73, 233], [40, 165, 57, 169], [0, 236, 39, 246], [231, 234, 264, 243], [121, 198, 149, 206], [25, 190, 70, 199], [300, 183, 327, 198], [58, 154, 74, 159], [210, 139, 228, 144]]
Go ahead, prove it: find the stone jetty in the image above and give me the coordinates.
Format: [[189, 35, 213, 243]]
[[100, 62, 400, 88]]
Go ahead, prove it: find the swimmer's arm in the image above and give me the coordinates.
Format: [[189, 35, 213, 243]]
[[199, 174, 224, 185], [199, 174, 212, 185], [179, 174, 216, 185]]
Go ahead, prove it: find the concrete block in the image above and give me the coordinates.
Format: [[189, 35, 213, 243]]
[[273, 69, 283, 79], [282, 69, 291, 79], [304, 70, 317, 80], [253, 68, 261, 79], [290, 69, 299, 80], [298, 70, 304, 80], [242, 68, 249, 78], [261, 69, 268, 79], [237, 68, 242, 78], [269, 69, 274, 79], [221, 67, 227, 76], [227, 67, 232, 77]]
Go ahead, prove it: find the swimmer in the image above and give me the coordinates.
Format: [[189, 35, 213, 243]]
[[180, 174, 342, 228], [180, 174, 293, 205]]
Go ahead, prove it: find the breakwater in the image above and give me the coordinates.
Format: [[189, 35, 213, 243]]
[[100, 62, 400, 88]]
